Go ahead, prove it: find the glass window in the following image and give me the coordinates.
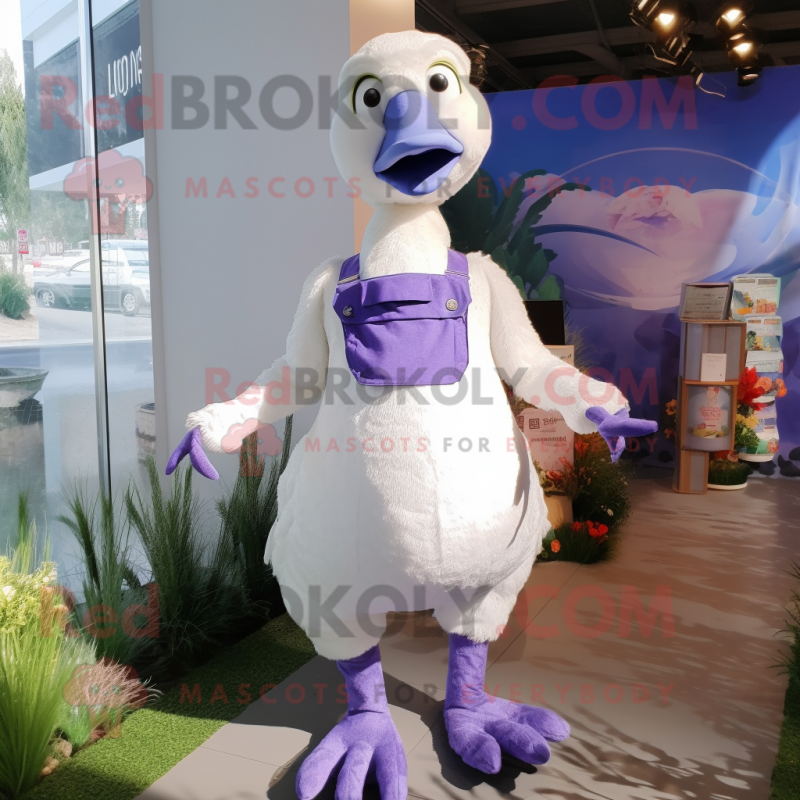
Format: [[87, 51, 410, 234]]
[[122, 248, 148, 266], [101, 244, 119, 265], [1, 0, 101, 580], [0, 0, 155, 589], [92, 0, 155, 491]]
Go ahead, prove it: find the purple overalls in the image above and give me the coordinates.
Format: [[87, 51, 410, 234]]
[[333, 250, 471, 386]]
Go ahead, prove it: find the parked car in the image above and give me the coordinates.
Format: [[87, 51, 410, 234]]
[[101, 240, 151, 315], [31, 252, 91, 278], [33, 253, 151, 316], [34, 260, 93, 309]]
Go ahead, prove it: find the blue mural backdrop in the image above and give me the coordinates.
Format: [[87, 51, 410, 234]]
[[478, 67, 800, 475]]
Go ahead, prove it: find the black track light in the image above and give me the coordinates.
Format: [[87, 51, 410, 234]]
[[630, 0, 664, 29], [631, 0, 697, 37], [737, 64, 760, 85], [716, 2, 751, 35], [736, 53, 773, 87]]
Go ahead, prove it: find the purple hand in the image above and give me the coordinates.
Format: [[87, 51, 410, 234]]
[[296, 646, 407, 800], [165, 427, 219, 480], [585, 407, 658, 463], [445, 634, 569, 773]]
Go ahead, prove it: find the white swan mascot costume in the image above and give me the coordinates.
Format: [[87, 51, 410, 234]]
[[167, 31, 657, 800]]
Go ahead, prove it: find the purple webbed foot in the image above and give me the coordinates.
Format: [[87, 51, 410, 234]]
[[295, 712, 406, 800], [445, 698, 569, 773], [165, 427, 219, 480], [296, 646, 407, 800], [444, 634, 569, 774], [585, 406, 659, 463]]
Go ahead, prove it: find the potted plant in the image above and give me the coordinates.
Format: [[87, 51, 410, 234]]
[[707, 451, 752, 490], [707, 367, 765, 490]]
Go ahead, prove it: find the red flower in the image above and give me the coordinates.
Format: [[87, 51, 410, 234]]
[[586, 520, 608, 539], [550, 540, 561, 553], [571, 521, 583, 533], [738, 366, 766, 411]]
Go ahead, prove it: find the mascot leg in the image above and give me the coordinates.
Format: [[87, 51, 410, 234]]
[[444, 633, 570, 773], [295, 645, 408, 800]]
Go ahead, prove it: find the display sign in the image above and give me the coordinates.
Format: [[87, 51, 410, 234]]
[[92, 0, 144, 154], [738, 406, 780, 459], [745, 317, 783, 352], [684, 384, 733, 451], [17, 229, 29, 255], [745, 350, 785, 400], [679, 282, 732, 321], [700, 353, 726, 382], [25, 0, 142, 178], [731, 274, 781, 317], [518, 408, 574, 473]]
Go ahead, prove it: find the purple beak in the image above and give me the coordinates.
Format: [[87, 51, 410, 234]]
[[373, 91, 463, 197]]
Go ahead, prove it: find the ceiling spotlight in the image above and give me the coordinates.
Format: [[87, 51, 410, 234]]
[[649, 29, 694, 67], [633, 0, 697, 72], [737, 51, 773, 85], [737, 64, 760, 86], [630, 0, 662, 28], [716, 2, 750, 35], [630, 0, 697, 41], [725, 26, 760, 65], [723, 7, 744, 23], [664, 33, 694, 65]]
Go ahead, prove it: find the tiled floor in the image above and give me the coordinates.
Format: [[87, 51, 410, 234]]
[[135, 476, 800, 800]]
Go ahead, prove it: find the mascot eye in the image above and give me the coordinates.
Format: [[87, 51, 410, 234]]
[[425, 63, 461, 108], [429, 73, 448, 92], [353, 75, 384, 116], [115, 177, 125, 187]]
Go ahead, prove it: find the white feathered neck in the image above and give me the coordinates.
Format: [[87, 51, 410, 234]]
[[359, 204, 452, 278]]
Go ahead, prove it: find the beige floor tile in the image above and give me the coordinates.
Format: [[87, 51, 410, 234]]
[[138, 477, 800, 799], [136, 746, 283, 800], [477, 477, 799, 799], [200, 655, 442, 772], [407, 718, 562, 800], [378, 561, 582, 692]]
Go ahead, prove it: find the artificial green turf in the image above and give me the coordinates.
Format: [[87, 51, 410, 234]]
[[770, 662, 800, 798], [22, 614, 315, 800]]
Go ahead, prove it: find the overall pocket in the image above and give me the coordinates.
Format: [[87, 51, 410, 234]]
[[333, 251, 472, 387]]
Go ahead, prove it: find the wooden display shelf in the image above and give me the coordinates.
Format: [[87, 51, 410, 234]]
[[674, 317, 745, 493], [679, 319, 745, 382], [672, 450, 709, 494]]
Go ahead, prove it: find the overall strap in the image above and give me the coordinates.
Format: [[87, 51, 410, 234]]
[[445, 249, 469, 276], [338, 254, 361, 284], [338, 250, 468, 283]]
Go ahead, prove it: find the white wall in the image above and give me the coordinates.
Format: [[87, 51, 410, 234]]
[[143, 0, 352, 498]]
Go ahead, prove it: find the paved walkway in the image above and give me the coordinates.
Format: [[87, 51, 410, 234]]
[[136, 476, 800, 799]]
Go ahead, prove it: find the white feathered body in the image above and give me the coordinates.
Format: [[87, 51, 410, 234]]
[[265, 252, 548, 612]]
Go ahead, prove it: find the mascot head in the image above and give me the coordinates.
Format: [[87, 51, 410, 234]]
[[330, 31, 492, 208]]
